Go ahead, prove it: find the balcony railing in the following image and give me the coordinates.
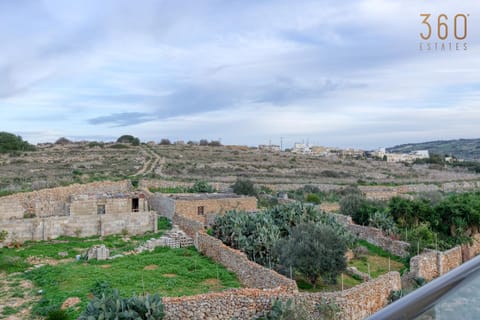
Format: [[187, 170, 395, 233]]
[[367, 254, 480, 320]]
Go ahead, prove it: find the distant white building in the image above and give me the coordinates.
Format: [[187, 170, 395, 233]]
[[411, 150, 429, 159], [292, 143, 311, 154], [258, 144, 281, 152]]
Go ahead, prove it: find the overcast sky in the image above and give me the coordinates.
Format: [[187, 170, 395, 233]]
[[1, 0, 480, 149]]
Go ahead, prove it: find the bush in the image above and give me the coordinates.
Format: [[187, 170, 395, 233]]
[[159, 139, 171, 145], [339, 193, 366, 224], [256, 299, 309, 320], [79, 289, 164, 320], [55, 137, 71, 145], [232, 178, 257, 196], [0, 132, 35, 153], [274, 223, 347, 287], [0, 230, 8, 242], [369, 211, 398, 235], [116, 135, 140, 146], [316, 297, 340, 320], [305, 193, 321, 204], [189, 181, 216, 193], [46, 309, 69, 320]]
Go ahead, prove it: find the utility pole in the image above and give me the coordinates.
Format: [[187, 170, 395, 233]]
[[280, 137, 283, 151]]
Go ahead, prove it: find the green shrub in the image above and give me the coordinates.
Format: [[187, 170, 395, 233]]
[[232, 178, 257, 196], [305, 193, 321, 204], [189, 180, 215, 193], [0, 230, 7, 242], [79, 289, 164, 320], [46, 309, 69, 320], [256, 299, 308, 320], [316, 297, 340, 320]]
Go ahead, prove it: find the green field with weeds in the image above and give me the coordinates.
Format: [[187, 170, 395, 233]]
[[0, 218, 240, 319]]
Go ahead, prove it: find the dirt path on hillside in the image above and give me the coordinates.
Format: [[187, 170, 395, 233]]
[[135, 146, 161, 176]]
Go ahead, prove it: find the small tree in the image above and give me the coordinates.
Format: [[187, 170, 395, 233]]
[[339, 193, 366, 223], [159, 138, 171, 145], [232, 178, 257, 196], [116, 135, 140, 145], [189, 180, 215, 193], [275, 223, 347, 287], [199, 139, 209, 146], [55, 137, 71, 145]]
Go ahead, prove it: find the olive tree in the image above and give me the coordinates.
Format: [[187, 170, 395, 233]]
[[274, 223, 347, 287]]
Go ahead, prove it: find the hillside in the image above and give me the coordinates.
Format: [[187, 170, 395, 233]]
[[387, 139, 480, 161], [1, 142, 480, 195]]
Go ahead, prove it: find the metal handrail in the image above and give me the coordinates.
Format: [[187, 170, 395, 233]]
[[367, 254, 480, 320]]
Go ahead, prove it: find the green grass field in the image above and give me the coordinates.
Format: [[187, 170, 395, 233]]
[[0, 218, 241, 319], [25, 247, 240, 319]]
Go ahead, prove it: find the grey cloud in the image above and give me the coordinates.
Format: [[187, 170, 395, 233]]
[[88, 112, 154, 127]]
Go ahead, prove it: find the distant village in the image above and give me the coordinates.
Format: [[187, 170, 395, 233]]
[[258, 143, 435, 163]]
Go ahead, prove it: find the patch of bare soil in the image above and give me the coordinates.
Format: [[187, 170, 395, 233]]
[[61, 297, 81, 310], [201, 278, 222, 291], [100, 264, 112, 269], [162, 273, 176, 278], [26, 256, 74, 266], [0, 272, 38, 320], [143, 265, 158, 271]]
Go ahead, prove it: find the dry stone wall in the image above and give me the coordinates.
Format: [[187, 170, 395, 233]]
[[295, 272, 401, 320], [195, 232, 298, 291], [162, 272, 401, 320], [331, 213, 410, 257], [172, 214, 205, 238], [410, 245, 470, 281], [347, 224, 410, 258], [140, 179, 230, 192]]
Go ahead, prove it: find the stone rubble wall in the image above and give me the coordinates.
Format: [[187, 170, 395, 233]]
[[347, 224, 410, 258], [195, 231, 298, 291], [162, 272, 401, 320], [331, 213, 410, 258], [141, 179, 480, 202], [295, 272, 401, 320], [172, 214, 205, 238], [163, 287, 289, 320], [409, 250, 440, 281], [0, 181, 132, 219], [410, 245, 471, 281], [0, 212, 156, 243], [140, 179, 230, 192]]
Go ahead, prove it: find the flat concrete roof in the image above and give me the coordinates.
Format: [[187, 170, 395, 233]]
[[164, 193, 246, 201]]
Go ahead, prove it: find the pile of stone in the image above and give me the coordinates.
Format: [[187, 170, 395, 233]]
[[136, 225, 193, 253], [86, 244, 110, 260]]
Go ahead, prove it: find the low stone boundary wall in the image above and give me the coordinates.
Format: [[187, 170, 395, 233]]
[[296, 272, 401, 320], [410, 246, 465, 281], [331, 213, 410, 258], [172, 214, 205, 238], [0, 212, 157, 243], [162, 272, 401, 320], [163, 287, 288, 320], [140, 179, 230, 192], [172, 213, 402, 318], [347, 224, 410, 258], [196, 232, 298, 291]]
